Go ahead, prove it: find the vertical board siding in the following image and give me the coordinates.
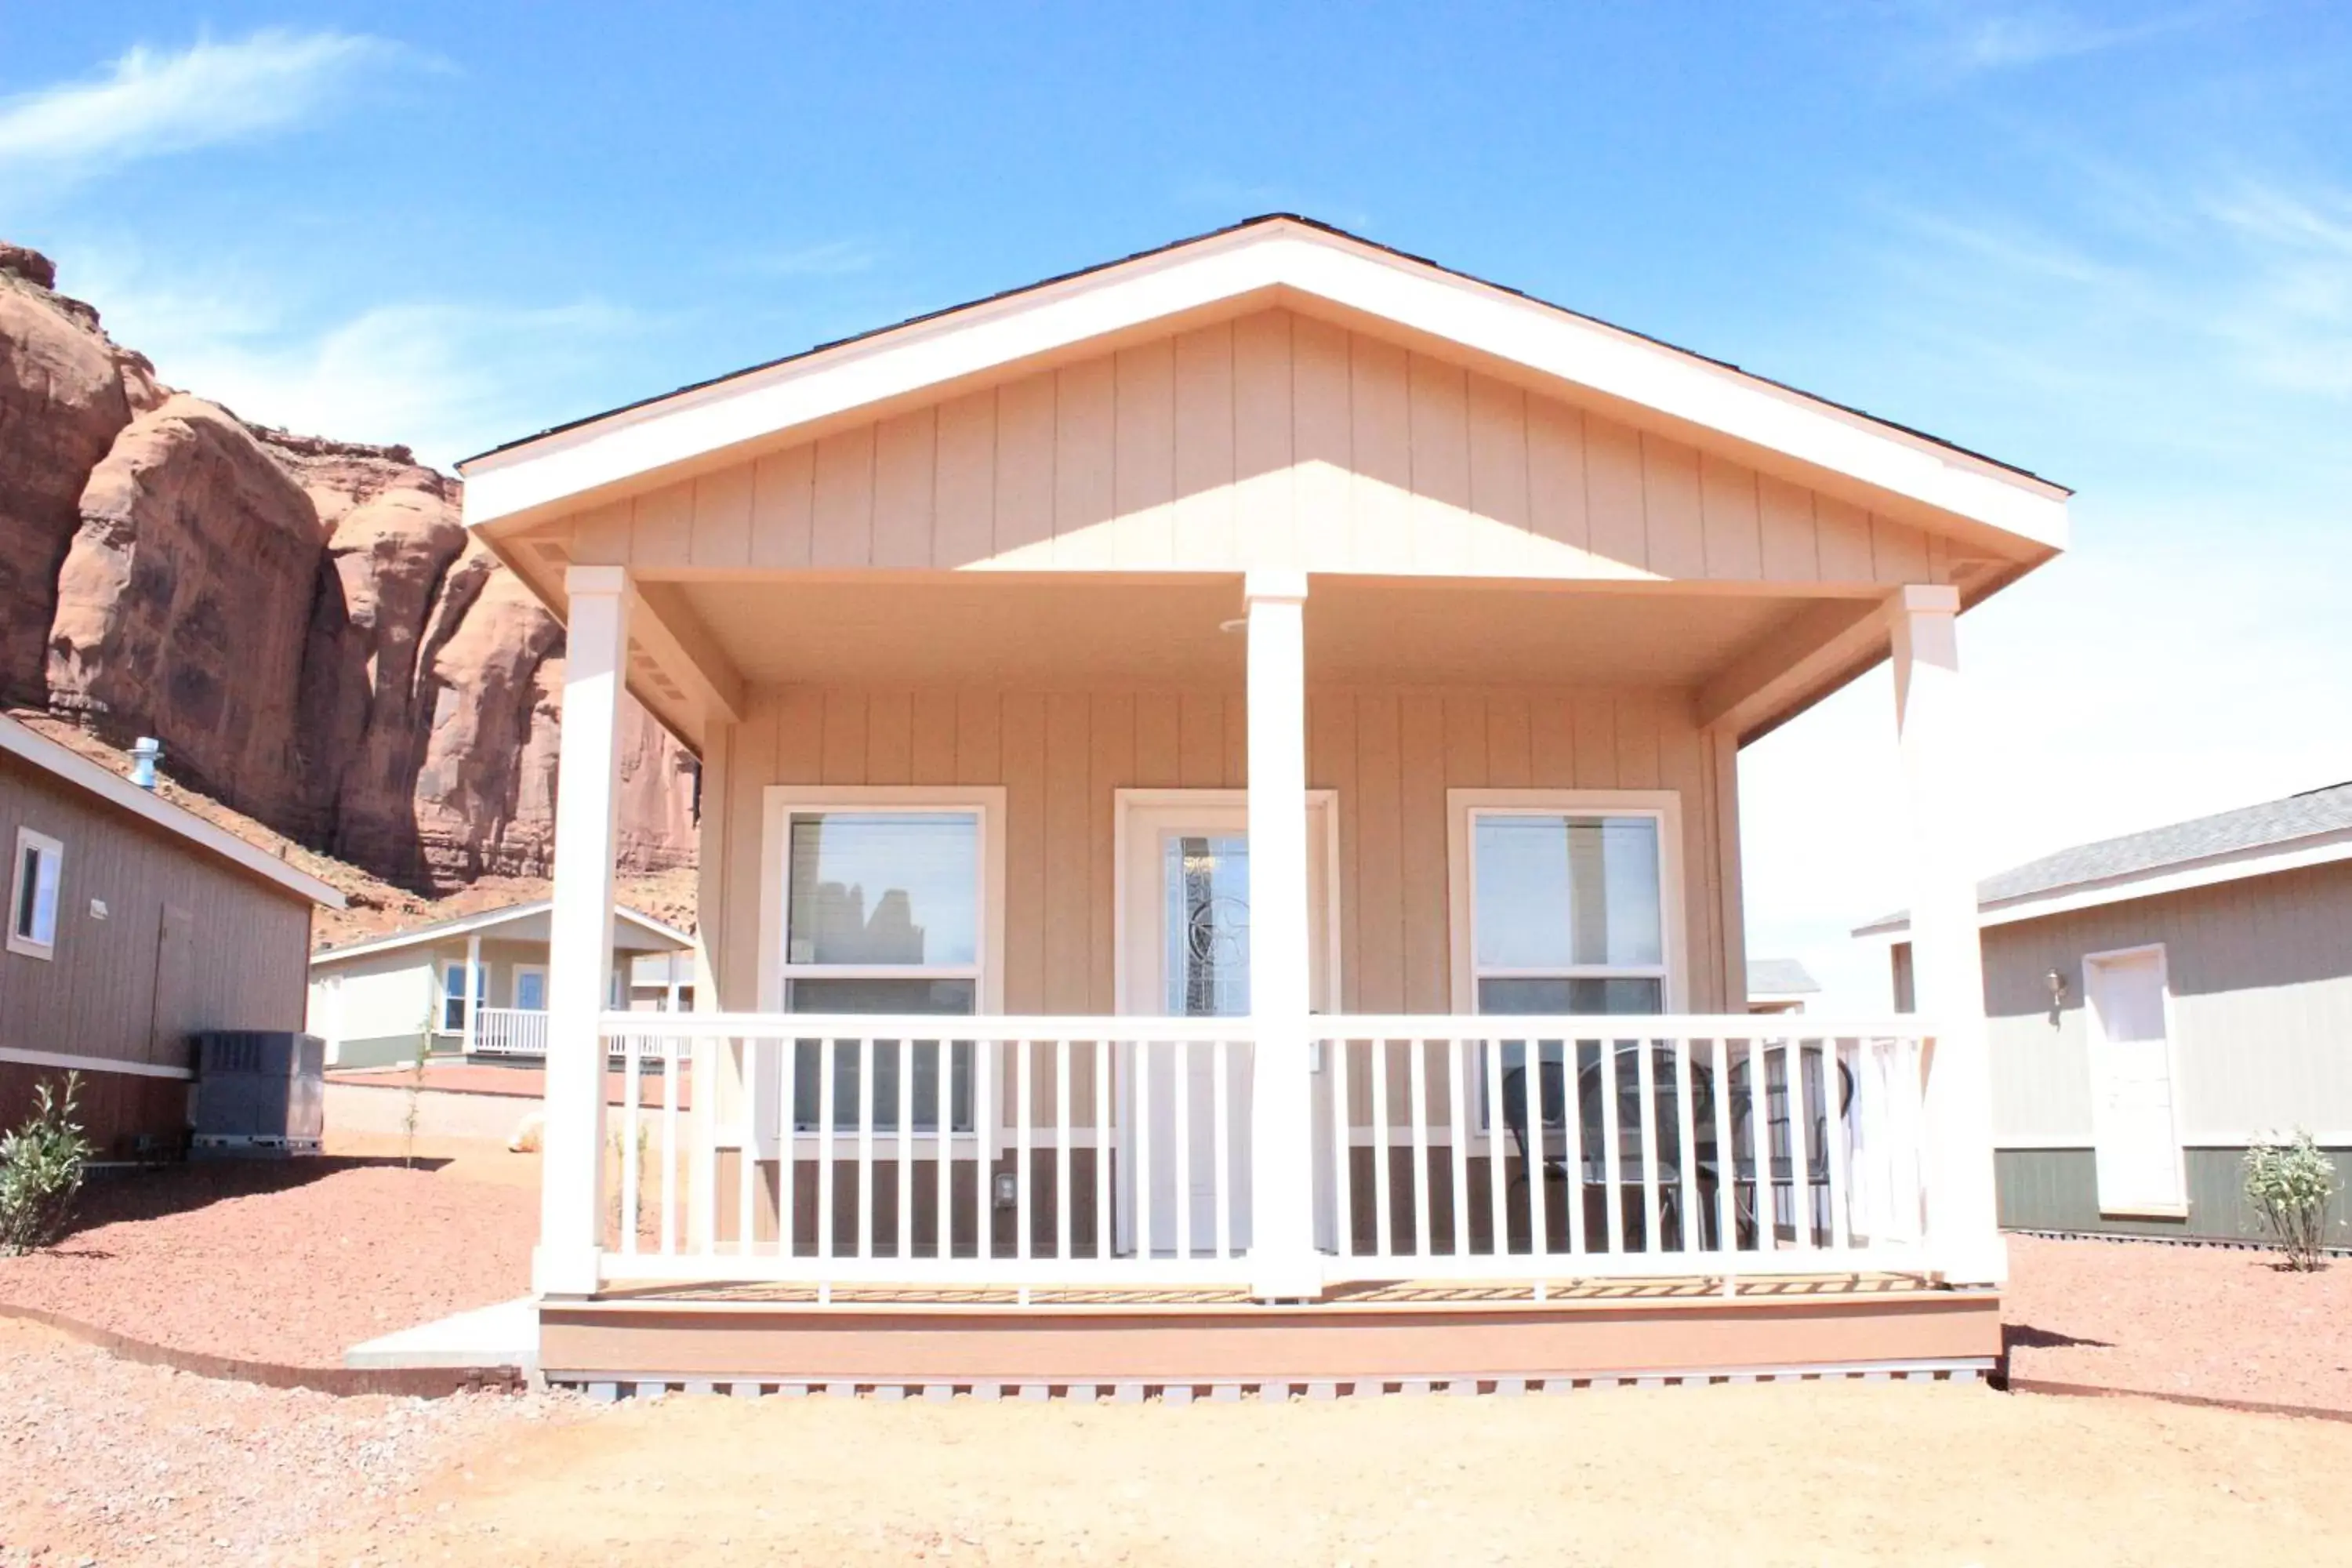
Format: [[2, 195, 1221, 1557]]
[[585, 307, 1951, 586], [710, 683, 1735, 1028], [1984, 861, 2352, 1146], [1997, 1147, 2352, 1247], [0, 757, 313, 1149]]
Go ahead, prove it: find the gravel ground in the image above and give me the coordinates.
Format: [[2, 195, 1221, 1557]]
[[0, 1158, 535, 1367], [2002, 1232, 2352, 1410], [0, 1316, 584, 1568]]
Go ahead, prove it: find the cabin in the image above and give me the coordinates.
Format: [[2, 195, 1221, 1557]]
[[1860, 780, 2352, 1248], [0, 715, 342, 1156], [306, 899, 696, 1068], [457, 217, 2070, 1396]]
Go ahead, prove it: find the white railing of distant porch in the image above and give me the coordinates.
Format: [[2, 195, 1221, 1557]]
[[589, 1013, 1933, 1291]]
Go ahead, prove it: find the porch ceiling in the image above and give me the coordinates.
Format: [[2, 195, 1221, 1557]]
[[670, 573, 1812, 691]]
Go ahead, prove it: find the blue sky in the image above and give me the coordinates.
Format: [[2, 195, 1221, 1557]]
[[4, 3, 2347, 1004]]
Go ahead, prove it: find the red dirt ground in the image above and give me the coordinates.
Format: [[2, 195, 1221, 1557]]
[[2001, 1232, 2352, 1412], [0, 1156, 536, 1368]]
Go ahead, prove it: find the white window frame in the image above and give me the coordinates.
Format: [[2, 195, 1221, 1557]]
[[8, 826, 64, 961], [511, 962, 549, 1012], [757, 786, 1008, 1014], [438, 960, 485, 1033], [1446, 788, 1689, 1016]]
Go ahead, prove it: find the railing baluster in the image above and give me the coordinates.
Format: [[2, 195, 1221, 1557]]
[[1673, 1033, 1698, 1256], [1562, 1039, 1583, 1257], [1711, 1036, 1733, 1259], [1332, 1033, 1353, 1259], [1016, 1038, 1033, 1264], [1213, 1038, 1233, 1260], [898, 1037, 916, 1260], [1483, 1036, 1505, 1258], [1174, 1040, 1194, 1263], [1446, 1036, 1469, 1257], [1827, 1036, 1853, 1254], [857, 1035, 877, 1261], [695, 1034, 717, 1259], [1792, 1036, 1818, 1251], [975, 1036, 995, 1261], [1054, 1038, 1073, 1264], [778, 1038, 796, 1261], [660, 1031, 678, 1254], [738, 1036, 759, 1256], [817, 1035, 837, 1261], [619, 1037, 641, 1256], [936, 1040, 953, 1261], [1093, 1039, 1112, 1260], [1744, 1037, 1768, 1253], [1408, 1036, 1432, 1261], [1636, 1036, 1661, 1254], [1529, 1040, 1550, 1260], [1371, 1039, 1393, 1259], [1600, 1041, 1624, 1255], [1135, 1039, 1153, 1261]]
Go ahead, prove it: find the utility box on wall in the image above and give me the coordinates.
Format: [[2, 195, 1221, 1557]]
[[190, 1031, 325, 1155]]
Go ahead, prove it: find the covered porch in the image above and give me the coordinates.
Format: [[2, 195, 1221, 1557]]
[[454, 216, 2065, 1383]]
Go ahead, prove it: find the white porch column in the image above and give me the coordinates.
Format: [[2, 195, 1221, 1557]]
[[462, 931, 481, 1054], [535, 564, 632, 1298], [1245, 569, 1322, 1299], [1889, 584, 2005, 1287]]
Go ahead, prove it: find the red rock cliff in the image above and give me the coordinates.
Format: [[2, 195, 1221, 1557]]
[[0, 242, 696, 892]]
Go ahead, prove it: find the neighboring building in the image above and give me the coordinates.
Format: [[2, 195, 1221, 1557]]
[[459, 216, 2071, 1392], [1746, 958, 1820, 1014], [1857, 780, 2352, 1247], [307, 901, 696, 1068], [0, 715, 343, 1155]]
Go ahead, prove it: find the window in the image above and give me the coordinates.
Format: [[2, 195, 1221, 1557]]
[[1452, 792, 1680, 1016], [767, 793, 1004, 1134], [513, 965, 547, 1012], [441, 962, 485, 1030], [8, 828, 63, 960]]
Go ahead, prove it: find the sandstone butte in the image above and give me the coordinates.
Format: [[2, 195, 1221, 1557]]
[[0, 240, 695, 897]]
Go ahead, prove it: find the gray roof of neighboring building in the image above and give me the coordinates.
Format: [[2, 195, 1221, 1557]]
[[1746, 958, 1820, 996], [1857, 779, 2352, 935]]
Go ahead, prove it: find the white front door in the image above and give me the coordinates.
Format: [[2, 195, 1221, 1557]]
[[1116, 792, 1335, 1258], [2084, 946, 2185, 1214]]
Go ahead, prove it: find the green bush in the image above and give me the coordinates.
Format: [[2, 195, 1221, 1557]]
[[2243, 1131, 2338, 1271], [0, 1073, 94, 1255]]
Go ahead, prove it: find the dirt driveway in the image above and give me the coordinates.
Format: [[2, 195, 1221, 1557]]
[[312, 1377, 2352, 1567]]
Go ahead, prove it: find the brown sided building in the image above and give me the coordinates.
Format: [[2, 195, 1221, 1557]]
[[0, 715, 342, 1155]]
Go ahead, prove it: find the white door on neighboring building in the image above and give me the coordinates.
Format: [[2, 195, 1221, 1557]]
[[1116, 791, 1336, 1258], [2083, 946, 2185, 1214]]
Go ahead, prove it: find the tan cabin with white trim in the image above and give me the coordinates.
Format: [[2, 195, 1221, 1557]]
[[460, 217, 2067, 1395]]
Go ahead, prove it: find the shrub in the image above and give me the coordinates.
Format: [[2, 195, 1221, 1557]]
[[0, 1073, 95, 1255], [2243, 1131, 2338, 1271]]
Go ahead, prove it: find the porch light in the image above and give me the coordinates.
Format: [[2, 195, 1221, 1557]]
[[993, 1169, 1018, 1210]]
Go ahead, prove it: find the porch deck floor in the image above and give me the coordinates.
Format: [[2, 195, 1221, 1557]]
[[589, 1272, 1946, 1312]]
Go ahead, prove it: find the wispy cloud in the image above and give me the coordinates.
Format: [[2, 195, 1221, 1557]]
[[716, 238, 883, 280], [0, 30, 418, 184], [73, 249, 654, 469], [1867, 2, 2233, 82]]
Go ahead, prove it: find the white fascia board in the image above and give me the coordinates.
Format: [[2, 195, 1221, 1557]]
[[1856, 827, 2352, 938], [311, 900, 554, 966], [0, 717, 343, 909], [460, 226, 2067, 553]]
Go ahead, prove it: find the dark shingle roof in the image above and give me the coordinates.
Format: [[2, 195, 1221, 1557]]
[[1857, 779, 2352, 934], [1747, 958, 1821, 996]]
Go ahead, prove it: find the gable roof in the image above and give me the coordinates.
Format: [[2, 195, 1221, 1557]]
[[458, 216, 2069, 554], [0, 715, 343, 908], [310, 899, 694, 966], [1855, 779, 2352, 937]]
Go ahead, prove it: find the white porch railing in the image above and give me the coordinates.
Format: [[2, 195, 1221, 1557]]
[[590, 1012, 1933, 1291], [471, 1007, 550, 1056]]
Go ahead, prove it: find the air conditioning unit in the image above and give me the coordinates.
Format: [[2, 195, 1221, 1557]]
[[191, 1031, 325, 1156]]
